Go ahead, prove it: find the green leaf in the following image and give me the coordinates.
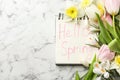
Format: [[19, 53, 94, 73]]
[[115, 15, 120, 21], [98, 33, 107, 44], [87, 44, 100, 48], [96, 13, 112, 44], [105, 22, 115, 38], [84, 54, 96, 80], [90, 24, 99, 29], [108, 39, 120, 53], [91, 29, 100, 33], [115, 26, 120, 39], [92, 74, 97, 80], [115, 14, 120, 32], [75, 71, 80, 80]]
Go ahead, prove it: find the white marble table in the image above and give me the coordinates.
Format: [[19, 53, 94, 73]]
[[0, 0, 86, 80]]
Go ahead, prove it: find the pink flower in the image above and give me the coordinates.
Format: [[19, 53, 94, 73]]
[[102, 13, 112, 25], [104, 0, 120, 15], [98, 44, 115, 62]]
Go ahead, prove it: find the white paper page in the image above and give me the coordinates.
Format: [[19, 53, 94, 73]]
[[55, 19, 98, 65]]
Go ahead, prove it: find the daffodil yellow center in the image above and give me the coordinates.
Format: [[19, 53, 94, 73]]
[[80, 0, 91, 8], [115, 56, 120, 66], [97, 4, 104, 16], [66, 6, 78, 19]]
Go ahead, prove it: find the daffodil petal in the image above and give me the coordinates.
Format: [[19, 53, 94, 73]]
[[80, 0, 93, 8], [85, 4, 100, 21], [116, 68, 120, 75], [104, 72, 109, 78], [93, 68, 102, 74]]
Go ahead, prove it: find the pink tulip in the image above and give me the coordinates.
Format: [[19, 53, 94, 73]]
[[104, 0, 120, 15], [102, 13, 113, 25], [98, 44, 115, 62]]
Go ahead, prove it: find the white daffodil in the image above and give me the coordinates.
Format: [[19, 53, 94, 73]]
[[94, 0, 105, 16], [110, 62, 120, 75], [93, 61, 110, 79], [77, 7, 85, 18], [79, 0, 105, 22], [100, 60, 110, 70], [110, 55, 120, 75], [85, 4, 100, 21], [80, 0, 94, 8]]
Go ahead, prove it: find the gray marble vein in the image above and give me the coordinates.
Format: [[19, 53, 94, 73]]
[[0, 0, 86, 80]]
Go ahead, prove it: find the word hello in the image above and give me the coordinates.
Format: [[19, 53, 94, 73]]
[[59, 23, 80, 40], [57, 23, 89, 60]]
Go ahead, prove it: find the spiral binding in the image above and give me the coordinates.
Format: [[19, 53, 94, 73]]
[[58, 13, 89, 20]]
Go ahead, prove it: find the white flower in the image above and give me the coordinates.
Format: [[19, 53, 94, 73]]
[[95, 72, 109, 80], [110, 61, 120, 75], [94, 0, 105, 16], [93, 61, 110, 79], [110, 56, 120, 75], [80, 0, 94, 8], [101, 60, 110, 70], [85, 4, 100, 21], [116, 68, 120, 75], [104, 72, 109, 78], [77, 7, 85, 17], [96, 76, 101, 80]]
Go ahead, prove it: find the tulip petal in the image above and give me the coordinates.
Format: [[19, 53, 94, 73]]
[[105, 0, 120, 15]]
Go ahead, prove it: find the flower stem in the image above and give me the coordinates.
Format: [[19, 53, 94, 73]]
[[112, 15, 117, 38], [112, 15, 115, 27]]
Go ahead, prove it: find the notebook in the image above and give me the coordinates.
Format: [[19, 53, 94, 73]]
[[55, 14, 98, 65]]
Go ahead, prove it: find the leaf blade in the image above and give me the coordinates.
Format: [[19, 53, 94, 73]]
[[84, 54, 96, 80], [75, 71, 80, 80]]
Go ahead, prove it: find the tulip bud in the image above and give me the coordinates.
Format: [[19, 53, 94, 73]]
[[104, 0, 120, 15], [98, 44, 115, 62]]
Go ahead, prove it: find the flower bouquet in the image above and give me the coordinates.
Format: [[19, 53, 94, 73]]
[[63, 0, 120, 80]]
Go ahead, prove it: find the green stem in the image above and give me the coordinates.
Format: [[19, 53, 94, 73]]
[[112, 15, 115, 27], [112, 15, 117, 38]]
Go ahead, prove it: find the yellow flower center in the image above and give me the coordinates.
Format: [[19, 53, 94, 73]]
[[101, 68, 106, 73], [66, 6, 78, 19], [80, 0, 91, 8], [97, 4, 104, 16], [115, 56, 120, 66]]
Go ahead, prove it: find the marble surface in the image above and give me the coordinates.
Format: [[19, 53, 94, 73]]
[[0, 0, 86, 80]]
